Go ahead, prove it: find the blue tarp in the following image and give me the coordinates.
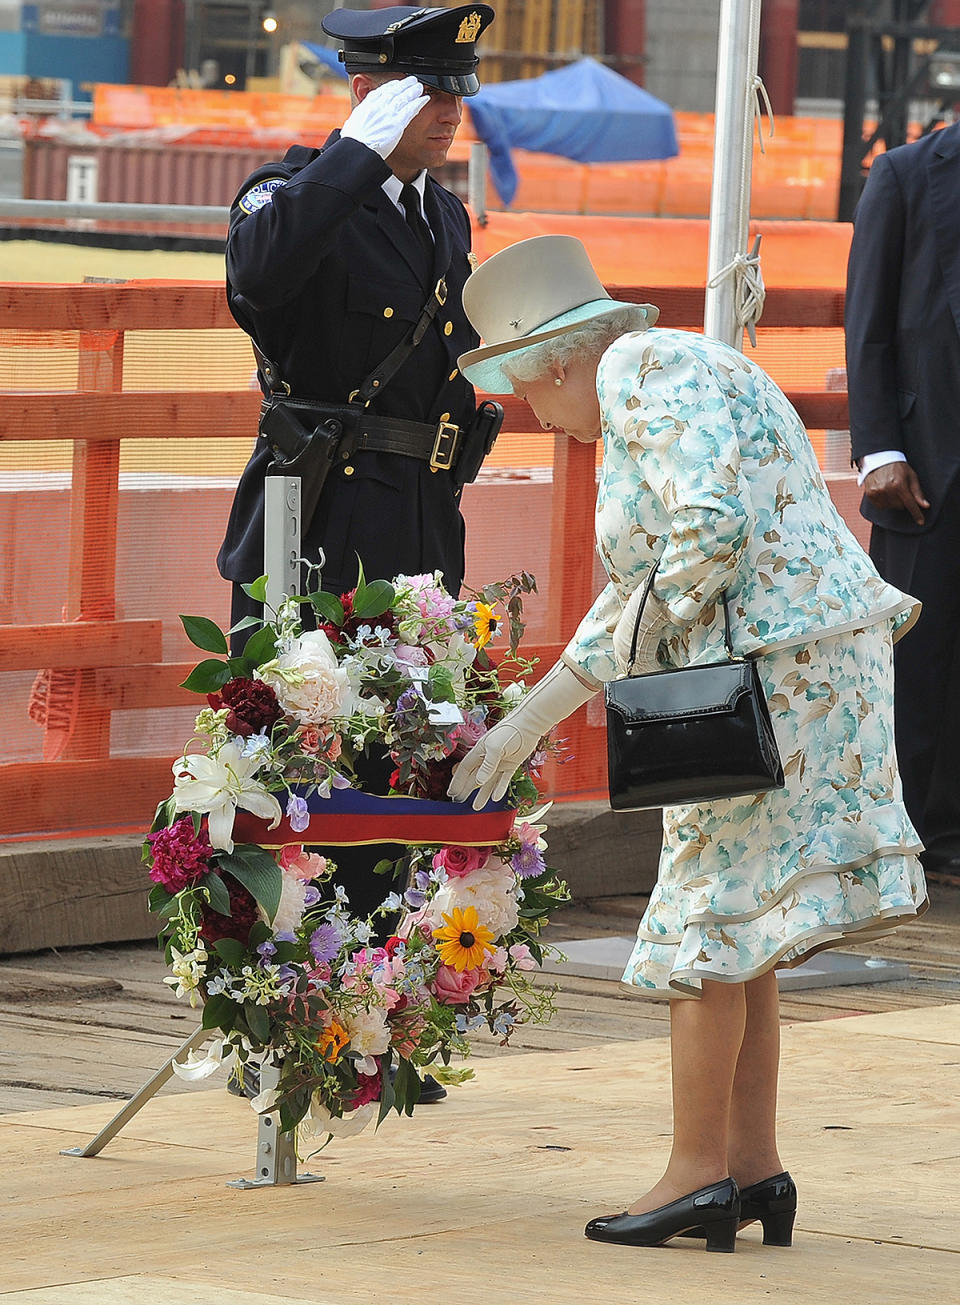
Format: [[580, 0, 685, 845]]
[[300, 40, 348, 80], [468, 58, 678, 206]]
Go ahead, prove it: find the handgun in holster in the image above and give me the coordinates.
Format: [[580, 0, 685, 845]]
[[453, 399, 504, 490], [259, 399, 346, 527]]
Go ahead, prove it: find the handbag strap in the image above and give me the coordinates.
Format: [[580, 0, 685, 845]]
[[629, 559, 734, 666]]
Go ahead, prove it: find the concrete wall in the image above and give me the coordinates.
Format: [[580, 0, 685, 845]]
[[645, 0, 722, 115]]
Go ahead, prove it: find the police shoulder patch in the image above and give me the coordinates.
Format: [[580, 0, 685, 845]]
[[238, 176, 287, 215]]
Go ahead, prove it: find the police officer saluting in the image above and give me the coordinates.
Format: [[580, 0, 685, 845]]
[[218, 4, 498, 619], [217, 8, 498, 1103]]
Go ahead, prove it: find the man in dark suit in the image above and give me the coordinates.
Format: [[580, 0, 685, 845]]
[[217, 10, 497, 1106], [845, 120, 960, 874]]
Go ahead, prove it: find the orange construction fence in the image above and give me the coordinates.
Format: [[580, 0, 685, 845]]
[[0, 272, 861, 843], [86, 84, 859, 221]]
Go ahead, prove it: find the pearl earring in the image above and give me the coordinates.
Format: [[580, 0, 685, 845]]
[[554, 377, 563, 386]]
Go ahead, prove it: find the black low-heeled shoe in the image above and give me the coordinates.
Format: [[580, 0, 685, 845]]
[[584, 1178, 740, 1252], [681, 1171, 797, 1246]]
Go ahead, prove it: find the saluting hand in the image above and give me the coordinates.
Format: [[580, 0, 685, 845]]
[[341, 76, 430, 160], [862, 461, 930, 526]]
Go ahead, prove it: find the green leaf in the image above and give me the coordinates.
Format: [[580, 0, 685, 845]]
[[240, 623, 280, 667], [244, 1001, 271, 1043], [180, 614, 228, 655], [377, 1048, 396, 1125], [149, 796, 176, 834], [352, 579, 395, 619], [372, 857, 399, 877], [307, 590, 344, 625], [228, 615, 263, 636], [248, 919, 272, 949], [213, 936, 247, 966], [241, 574, 269, 603], [179, 659, 231, 694], [220, 845, 283, 922], [202, 993, 238, 1032], [391, 1055, 420, 1117], [147, 883, 176, 915], [203, 871, 232, 917], [427, 663, 456, 702], [271, 940, 300, 964]]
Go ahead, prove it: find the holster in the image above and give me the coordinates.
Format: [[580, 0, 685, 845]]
[[453, 399, 504, 491], [259, 399, 349, 528]]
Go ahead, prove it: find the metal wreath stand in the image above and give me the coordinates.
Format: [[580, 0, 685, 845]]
[[62, 0, 770, 1187]]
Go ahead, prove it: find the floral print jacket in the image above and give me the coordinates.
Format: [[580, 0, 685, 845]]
[[563, 329, 917, 684]]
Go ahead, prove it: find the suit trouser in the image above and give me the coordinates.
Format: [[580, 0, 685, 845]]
[[869, 481, 960, 860]]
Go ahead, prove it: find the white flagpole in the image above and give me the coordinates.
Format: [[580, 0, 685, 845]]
[[704, 0, 764, 347]]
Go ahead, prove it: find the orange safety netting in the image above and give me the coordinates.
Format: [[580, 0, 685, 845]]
[[0, 222, 862, 845]]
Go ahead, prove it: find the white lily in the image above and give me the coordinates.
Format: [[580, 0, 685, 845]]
[[171, 1036, 231, 1082], [171, 740, 282, 853], [299, 1097, 377, 1140]]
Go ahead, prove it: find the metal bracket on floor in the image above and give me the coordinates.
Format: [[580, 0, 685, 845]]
[[226, 1055, 324, 1189], [59, 1026, 323, 1190]]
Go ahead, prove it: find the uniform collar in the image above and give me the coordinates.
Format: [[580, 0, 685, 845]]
[[382, 170, 428, 219]]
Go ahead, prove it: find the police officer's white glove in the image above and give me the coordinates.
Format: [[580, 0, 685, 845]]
[[341, 76, 430, 159], [612, 586, 671, 675], [448, 662, 599, 810]]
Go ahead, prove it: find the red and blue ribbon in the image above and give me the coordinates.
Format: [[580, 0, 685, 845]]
[[232, 786, 517, 848]]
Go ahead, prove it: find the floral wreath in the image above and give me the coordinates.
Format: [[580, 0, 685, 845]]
[[145, 567, 569, 1140]]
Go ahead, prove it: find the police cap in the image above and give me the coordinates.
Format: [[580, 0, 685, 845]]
[[321, 5, 495, 97]]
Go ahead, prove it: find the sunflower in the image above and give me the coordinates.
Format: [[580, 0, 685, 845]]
[[473, 601, 499, 649], [434, 905, 495, 972], [315, 1016, 350, 1062]]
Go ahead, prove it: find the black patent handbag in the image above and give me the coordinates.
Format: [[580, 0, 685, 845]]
[[605, 563, 785, 812]]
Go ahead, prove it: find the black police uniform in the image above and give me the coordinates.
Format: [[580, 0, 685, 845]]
[[216, 6, 495, 928]]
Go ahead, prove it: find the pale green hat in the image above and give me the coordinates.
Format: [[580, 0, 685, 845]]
[[458, 235, 659, 394]]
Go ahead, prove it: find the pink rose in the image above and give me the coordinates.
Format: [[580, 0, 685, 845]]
[[279, 845, 327, 880], [432, 844, 494, 880], [433, 964, 485, 1005], [298, 724, 321, 754], [450, 716, 488, 759]]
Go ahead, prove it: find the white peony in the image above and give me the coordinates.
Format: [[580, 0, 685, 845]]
[[269, 870, 310, 935], [257, 629, 348, 725], [428, 864, 520, 938], [343, 1005, 391, 1063]]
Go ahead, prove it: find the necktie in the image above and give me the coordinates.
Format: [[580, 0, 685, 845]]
[[399, 182, 434, 268]]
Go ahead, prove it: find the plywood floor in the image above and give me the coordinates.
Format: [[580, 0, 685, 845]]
[[2, 1003, 960, 1304], [2, 887, 960, 1116]]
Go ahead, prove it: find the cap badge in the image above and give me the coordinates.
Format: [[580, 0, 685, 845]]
[[509, 318, 523, 329], [456, 11, 482, 43]]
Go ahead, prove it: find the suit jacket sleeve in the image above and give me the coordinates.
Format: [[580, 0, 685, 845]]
[[845, 154, 908, 461], [226, 137, 391, 312]]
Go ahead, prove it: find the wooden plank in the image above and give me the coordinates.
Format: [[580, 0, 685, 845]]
[[92, 662, 199, 710], [0, 755, 175, 838], [0, 619, 162, 672], [607, 284, 847, 329], [0, 390, 262, 441], [0, 282, 236, 332]]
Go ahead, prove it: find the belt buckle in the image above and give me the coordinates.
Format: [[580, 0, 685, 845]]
[[429, 420, 459, 472]]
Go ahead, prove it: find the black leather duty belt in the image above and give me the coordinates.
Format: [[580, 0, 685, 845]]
[[259, 397, 461, 473]]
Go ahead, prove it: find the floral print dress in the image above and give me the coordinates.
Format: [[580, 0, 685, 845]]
[[560, 328, 927, 998]]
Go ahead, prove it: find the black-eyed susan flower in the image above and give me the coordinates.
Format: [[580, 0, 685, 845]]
[[473, 601, 499, 649], [315, 1015, 350, 1062], [434, 905, 495, 972]]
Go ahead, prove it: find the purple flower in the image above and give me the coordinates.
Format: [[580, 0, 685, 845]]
[[511, 844, 546, 879], [286, 792, 310, 833], [256, 941, 277, 964], [309, 921, 342, 965], [331, 772, 352, 790], [396, 687, 421, 716], [303, 885, 322, 907]]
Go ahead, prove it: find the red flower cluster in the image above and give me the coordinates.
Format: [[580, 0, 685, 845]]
[[207, 677, 282, 738], [199, 880, 260, 946], [349, 1065, 383, 1108], [318, 589, 399, 646], [147, 816, 213, 892]]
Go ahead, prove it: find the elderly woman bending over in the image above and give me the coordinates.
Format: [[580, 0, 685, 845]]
[[449, 236, 926, 1252]]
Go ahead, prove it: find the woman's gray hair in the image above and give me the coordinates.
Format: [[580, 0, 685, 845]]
[[503, 305, 651, 386]]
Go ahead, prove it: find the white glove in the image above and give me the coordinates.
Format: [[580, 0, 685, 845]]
[[340, 76, 429, 159], [612, 585, 671, 674], [448, 662, 599, 810]]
